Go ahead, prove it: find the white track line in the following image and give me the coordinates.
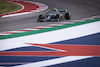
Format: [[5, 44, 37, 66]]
[[14, 56, 92, 67], [1, 1, 48, 18]]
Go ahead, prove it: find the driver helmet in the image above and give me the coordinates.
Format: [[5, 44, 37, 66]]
[[53, 8, 57, 11]]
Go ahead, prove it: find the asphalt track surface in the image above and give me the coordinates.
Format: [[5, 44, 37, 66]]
[[0, 0, 100, 32], [0, 0, 100, 67]]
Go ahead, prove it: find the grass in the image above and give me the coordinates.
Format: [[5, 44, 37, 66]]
[[0, 1, 22, 14]]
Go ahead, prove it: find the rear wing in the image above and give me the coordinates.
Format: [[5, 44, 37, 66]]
[[58, 9, 67, 12]]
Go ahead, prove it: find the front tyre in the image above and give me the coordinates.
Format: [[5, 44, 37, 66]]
[[37, 15, 44, 22], [39, 15, 44, 19]]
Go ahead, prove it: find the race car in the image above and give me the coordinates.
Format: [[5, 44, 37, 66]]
[[37, 8, 71, 22]]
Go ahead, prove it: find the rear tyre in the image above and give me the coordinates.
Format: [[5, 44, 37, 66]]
[[65, 13, 71, 20], [56, 14, 62, 21], [59, 14, 62, 21]]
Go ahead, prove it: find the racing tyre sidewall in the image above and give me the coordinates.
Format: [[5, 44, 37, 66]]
[[59, 14, 62, 21], [39, 15, 44, 19], [38, 15, 44, 22], [65, 13, 71, 20]]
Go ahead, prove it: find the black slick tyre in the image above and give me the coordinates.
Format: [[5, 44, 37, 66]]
[[39, 15, 44, 19], [59, 14, 62, 21], [38, 15, 44, 22], [65, 13, 71, 20]]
